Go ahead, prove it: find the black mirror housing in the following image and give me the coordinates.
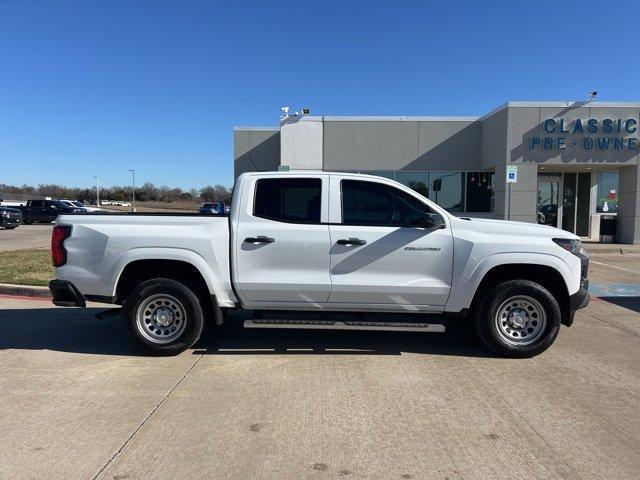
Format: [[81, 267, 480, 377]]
[[411, 213, 445, 229]]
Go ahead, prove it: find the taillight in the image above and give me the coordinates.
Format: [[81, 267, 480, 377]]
[[51, 225, 72, 267]]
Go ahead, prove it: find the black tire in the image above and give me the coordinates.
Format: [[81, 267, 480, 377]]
[[5, 226, 18, 229], [474, 279, 561, 358], [123, 278, 204, 356]]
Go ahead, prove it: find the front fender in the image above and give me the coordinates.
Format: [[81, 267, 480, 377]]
[[444, 252, 580, 313]]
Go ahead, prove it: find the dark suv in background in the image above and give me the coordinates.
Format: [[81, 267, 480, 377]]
[[0, 206, 22, 229], [198, 202, 227, 214], [19, 199, 83, 224]]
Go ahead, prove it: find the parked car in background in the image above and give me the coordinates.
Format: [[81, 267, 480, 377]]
[[17, 199, 82, 224], [60, 199, 101, 212], [0, 206, 22, 229], [199, 202, 226, 214], [100, 200, 112, 206]]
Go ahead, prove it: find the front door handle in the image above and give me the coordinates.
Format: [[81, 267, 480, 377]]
[[337, 238, 366, 246], [244, 235, 275, 244]]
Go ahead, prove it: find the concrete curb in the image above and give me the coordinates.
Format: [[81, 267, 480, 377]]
[[0, 283, 51, 298]]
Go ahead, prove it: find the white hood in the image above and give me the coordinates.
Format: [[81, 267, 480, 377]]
[[453, 216, 579, 240]]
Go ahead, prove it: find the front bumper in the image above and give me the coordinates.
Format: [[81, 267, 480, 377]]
[[49, 279, 86, 307], [1, 218, 20, 227], [564, 251, 590, 326]]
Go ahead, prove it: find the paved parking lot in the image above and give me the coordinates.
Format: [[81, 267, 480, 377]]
[[0, 224, 52, 251], [1, 255, 639, 479]]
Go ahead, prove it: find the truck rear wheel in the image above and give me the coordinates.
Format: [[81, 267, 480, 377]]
[[474, 280, 561, 358], [123, 278, 204, 356]]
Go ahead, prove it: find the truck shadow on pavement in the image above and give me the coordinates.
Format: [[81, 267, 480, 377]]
[[0, 307, 496, 358], [196, 320, 491, 358], [596, 296, 640, 313]]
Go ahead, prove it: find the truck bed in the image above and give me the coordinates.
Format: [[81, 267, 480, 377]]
[[55, 213, 235, 306]]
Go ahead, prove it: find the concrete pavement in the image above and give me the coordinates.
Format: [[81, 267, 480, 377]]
[[0, 224, 52, 251], [1, 294, 639, 479]]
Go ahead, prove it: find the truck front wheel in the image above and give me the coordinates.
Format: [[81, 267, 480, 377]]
[[123, 278, 204, 356], [474, 280, 561, 358]]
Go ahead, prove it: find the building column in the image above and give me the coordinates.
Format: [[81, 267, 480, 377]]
[[493, 163, 538, 223], [617, 165, 640, 244]]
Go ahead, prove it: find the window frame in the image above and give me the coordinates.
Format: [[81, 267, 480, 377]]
[[339, 178, 442, 228], [252, 177, 323, 225]]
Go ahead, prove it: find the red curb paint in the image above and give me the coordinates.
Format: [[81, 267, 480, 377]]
[[0, 294, 52, 302]]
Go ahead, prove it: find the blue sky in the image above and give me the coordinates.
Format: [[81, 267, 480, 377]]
[[1, 1, 638, 189]]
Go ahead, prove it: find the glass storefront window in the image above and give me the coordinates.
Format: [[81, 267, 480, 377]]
[[596, 172, 618, 213], [430, 172, 464, 212], [395, 172, 429, 198], [465, 172, 494, 212]]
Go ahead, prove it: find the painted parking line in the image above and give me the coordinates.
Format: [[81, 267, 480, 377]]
[[589, 283, 640, 297], [590, 260, 640, 276]]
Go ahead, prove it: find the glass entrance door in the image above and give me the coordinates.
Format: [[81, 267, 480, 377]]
[[562, 172, 591, 236], [538, 174, 561, 228], [538, 172, 591, 236]]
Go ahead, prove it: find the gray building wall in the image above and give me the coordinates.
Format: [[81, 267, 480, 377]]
[[233, 128, 280, 180], [322, 118, 481, 172]]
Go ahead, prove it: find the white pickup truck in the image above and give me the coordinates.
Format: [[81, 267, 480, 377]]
[[49, 171, 589, 357]]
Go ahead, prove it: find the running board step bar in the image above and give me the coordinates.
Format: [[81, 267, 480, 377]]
[[244, 319, 445, 333]]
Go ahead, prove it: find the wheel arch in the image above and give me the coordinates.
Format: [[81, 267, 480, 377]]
[[114, 257, 223, 326], [469, 263, 571, 326]]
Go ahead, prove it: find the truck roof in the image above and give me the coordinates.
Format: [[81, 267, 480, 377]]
[[238, 170, 384, 180]]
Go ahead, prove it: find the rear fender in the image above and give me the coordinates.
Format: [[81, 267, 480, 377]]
[[110, 248, 234, 306]]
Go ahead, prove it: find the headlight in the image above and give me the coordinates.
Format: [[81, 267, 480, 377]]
[[1, 211, 9, 217], [552, 238, 581, 255]]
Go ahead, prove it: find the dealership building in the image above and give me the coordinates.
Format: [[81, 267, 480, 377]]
[[234, 102, 640, 244]]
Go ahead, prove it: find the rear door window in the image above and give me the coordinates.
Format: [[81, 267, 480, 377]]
[[254, 178, 321, 224]]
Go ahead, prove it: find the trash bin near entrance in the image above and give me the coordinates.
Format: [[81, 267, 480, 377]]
[[600, 215, 617, 243]]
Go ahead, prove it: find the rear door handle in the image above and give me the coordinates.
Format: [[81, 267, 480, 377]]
[[244, 236, 275, 244], [337, 238, 366, 246]]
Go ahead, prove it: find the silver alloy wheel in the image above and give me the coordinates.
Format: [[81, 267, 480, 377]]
[[136, 294, 187, 344], [494, 295, 547, 346]]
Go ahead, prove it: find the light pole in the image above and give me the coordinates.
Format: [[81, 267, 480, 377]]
[[128, 169, 136, 212], [93, 176, 99, 206]]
